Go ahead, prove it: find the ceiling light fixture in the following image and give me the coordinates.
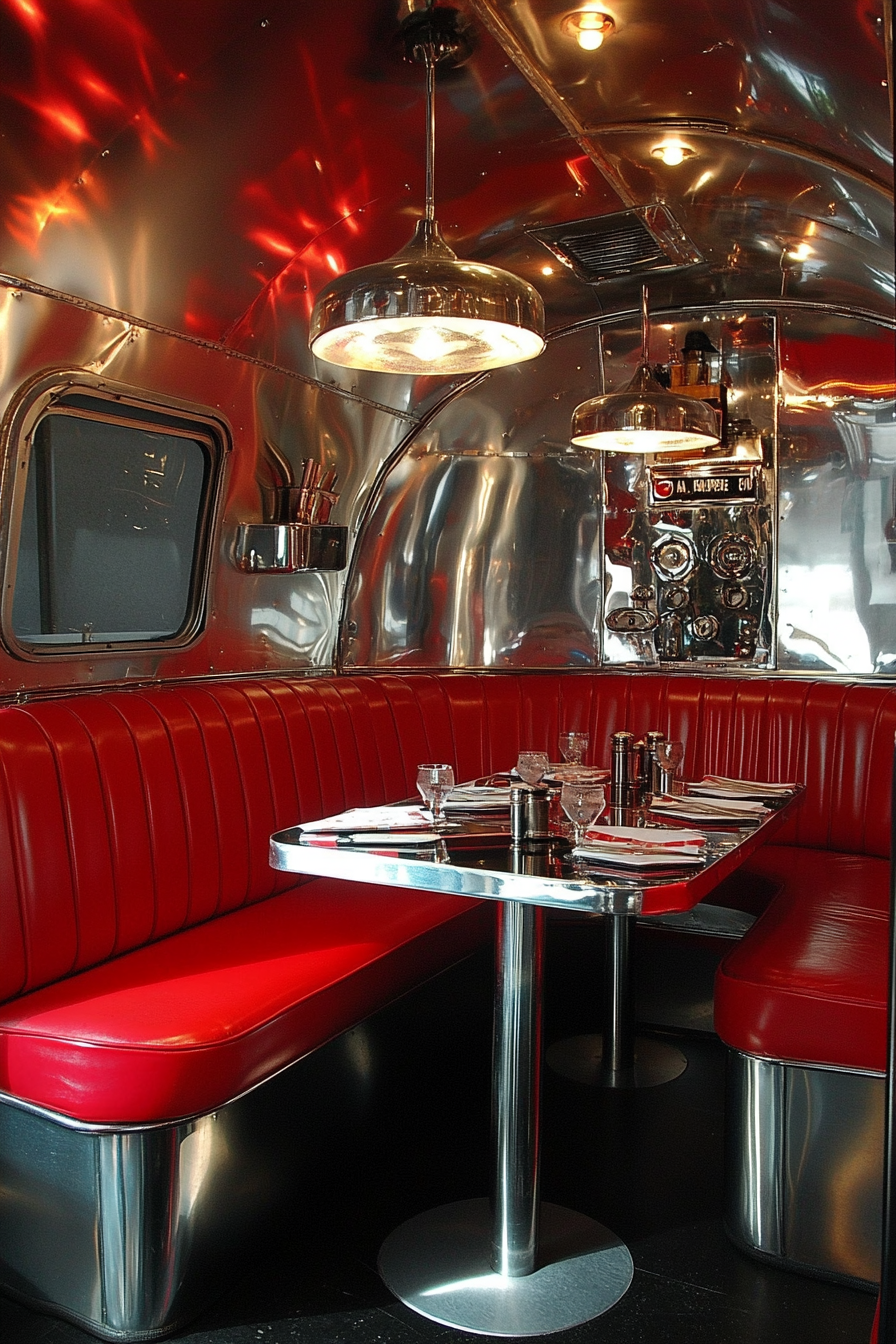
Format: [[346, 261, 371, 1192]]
[[561, 9, 615, 50], [651, 140, 695, 166], [309, 4, 545, 375], [570, 286, 720, 452]]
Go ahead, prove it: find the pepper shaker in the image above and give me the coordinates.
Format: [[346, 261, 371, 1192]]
[[645, 729, 666, 798], [610, 731, 633, 809]]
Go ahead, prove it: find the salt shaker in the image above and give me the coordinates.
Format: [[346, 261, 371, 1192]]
[[610, 731, 633, 809]]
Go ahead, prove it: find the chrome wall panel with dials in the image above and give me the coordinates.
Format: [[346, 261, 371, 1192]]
[[600, 312, 776, 669]]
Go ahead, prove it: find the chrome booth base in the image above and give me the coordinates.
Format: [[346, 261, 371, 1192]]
[[378, 1198, 633, 1336], [725, 1050, 883, 1289], [0, 1027, 374, 1341]]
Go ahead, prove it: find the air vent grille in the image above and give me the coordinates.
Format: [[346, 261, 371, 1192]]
[[531, 206, 702, 283], [559, 218, 665, 275]]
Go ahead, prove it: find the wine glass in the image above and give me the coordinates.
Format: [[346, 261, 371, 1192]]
[[656, 740, 684, 795], [416, 764, 455, 824], [558, 731, 589, 765], [516, 750, 549, 784], [560, 782, 606, 846]]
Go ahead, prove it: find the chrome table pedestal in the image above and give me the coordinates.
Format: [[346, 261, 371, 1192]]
[[379, 893, 633, 1336], [546, 907, 687, 1089]]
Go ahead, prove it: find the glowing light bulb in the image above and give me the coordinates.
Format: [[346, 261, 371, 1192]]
[[651, 140, 694, 166], [577, 25, 604, 49], [562, 10, 615, 50], [407, 325, 468, 364]]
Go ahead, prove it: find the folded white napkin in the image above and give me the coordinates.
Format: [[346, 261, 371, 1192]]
[[583, 824, 706, 851], [445, 784, 511, 811], [689, 774, 796, 798], [300, 805, 435, 834], [649, 794, 767, 822], [573, 823, 707, 869]]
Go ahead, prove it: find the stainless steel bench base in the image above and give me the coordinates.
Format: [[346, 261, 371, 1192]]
[[0, 1028, 373, 1341], [725, 1050, 883, 1289]]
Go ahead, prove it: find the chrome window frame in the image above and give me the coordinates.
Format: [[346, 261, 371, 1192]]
[[0, 370, 230, 660]]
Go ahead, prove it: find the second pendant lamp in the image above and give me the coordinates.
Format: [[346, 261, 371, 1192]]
[[309, 6, 545, 376], [571, 288, 720, 452]]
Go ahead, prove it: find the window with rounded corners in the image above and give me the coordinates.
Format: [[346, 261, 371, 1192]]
[[4, 378, 227, 655]]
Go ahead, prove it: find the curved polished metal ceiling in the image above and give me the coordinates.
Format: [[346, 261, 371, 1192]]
[[0, 0, 891, 388]]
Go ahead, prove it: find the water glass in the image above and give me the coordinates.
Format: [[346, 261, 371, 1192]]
[[516, 750, 549, 784], [560, 782, 606, 846], [558, 731, 589, 765], [416, 764, 455, 823], [656, 739, 684, 794]]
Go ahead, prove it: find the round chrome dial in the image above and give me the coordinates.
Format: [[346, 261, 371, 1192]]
[[651, 535, 696, 580], [709, 535, 755, 579]]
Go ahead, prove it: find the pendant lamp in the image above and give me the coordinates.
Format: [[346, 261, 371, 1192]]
[[570, 287, 719, 451], [309, 5, 545, 376]]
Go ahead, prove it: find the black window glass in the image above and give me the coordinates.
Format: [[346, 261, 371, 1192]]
[[12, 410, 209, 646]]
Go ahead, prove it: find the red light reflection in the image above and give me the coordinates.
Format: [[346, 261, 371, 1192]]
[[1, 0, 175, 247], [565, 157, 591, 193], [8, 0, 44, 34]]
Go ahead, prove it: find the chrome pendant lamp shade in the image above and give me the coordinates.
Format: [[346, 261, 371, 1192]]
[[310, 218, 545, 375], [309, 5, 545, 375], [570, 288, 719, 451]]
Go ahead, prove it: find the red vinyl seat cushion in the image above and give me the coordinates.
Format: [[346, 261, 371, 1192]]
[[0, 878, 492, 1125], [713, 845, 889, 1072]]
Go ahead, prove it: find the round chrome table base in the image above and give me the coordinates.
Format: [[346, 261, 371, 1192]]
[[378, 1197, 633, 1336], [546, 1033, 687, 1088]]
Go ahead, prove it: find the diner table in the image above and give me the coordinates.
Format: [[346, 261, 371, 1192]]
[[270, 788, 799, 1337]]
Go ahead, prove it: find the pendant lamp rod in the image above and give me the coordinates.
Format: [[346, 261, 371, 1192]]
[[307, 2, 545, 374], [640, 285, 650, 367], [424, 44, 436, 225]]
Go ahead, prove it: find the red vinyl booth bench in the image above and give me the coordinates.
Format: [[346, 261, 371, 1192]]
[[0, 671, 892, 1337]]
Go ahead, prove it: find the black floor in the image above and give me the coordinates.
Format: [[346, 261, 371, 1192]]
[[0, 925, 878, 1344]]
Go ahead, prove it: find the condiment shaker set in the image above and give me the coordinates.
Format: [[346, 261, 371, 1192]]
[[510, 784, 552, 844], [610, 730, 669, 808]]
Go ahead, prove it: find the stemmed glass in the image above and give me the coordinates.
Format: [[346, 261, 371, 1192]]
[[560, 782, 606, 846], [416, 764, 455, 825], [656, 740, 684, 795], [558, 731, 589, 766], [516, 750, 549, 784]]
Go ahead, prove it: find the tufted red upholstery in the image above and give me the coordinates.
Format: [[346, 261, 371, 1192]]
[[0, 671, 892, 1123]]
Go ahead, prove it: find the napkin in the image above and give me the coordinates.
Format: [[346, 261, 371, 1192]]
[[444, 785, 511, 812], [544, 766, 609, 784], [688, 774, 797, 799], [573, 824, 706, 869], [299, 805, 435, 834], [649, 794, 768, 823], [584, 824, 706, 851]]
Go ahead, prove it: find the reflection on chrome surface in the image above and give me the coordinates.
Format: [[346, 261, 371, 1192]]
[[343, 304, 895, 676], [342, 327, 608, 669], [778, 311, 896, 675]]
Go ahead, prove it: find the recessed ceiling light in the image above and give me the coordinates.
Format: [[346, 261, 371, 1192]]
[[651, 140, 695, 166], [561, 9, 615, 50]]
